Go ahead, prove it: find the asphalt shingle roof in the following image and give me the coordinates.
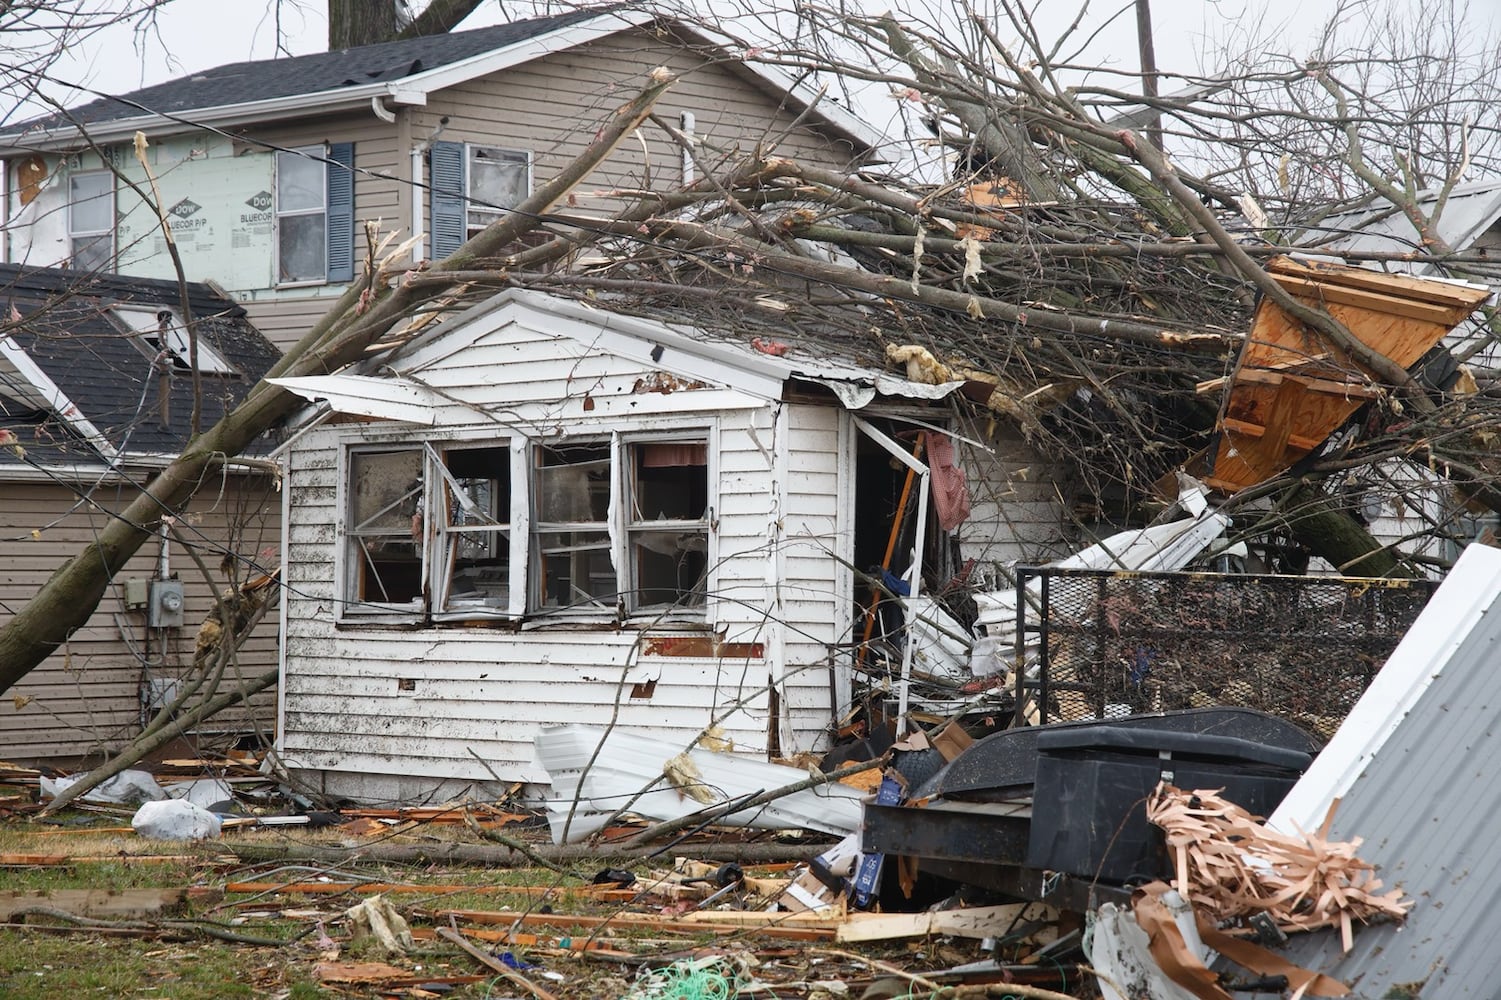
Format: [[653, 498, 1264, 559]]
[[0, 264, 282, 465], [2, 8, 608, 136]]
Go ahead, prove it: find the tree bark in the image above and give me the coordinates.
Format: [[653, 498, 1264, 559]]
[[328, 0, 404, 49], [0, 72, 677, 696]]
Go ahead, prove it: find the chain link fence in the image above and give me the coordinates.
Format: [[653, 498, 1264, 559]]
[[1013, 568, 1436, 738]]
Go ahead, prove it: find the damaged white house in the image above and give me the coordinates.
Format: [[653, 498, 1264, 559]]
[[270, 289, 1065, 801]]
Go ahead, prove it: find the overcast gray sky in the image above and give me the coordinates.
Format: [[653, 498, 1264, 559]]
[[32, 0, 1486, 104]]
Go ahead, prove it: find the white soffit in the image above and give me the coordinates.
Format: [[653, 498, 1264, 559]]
[[268, 374, 439, 425]]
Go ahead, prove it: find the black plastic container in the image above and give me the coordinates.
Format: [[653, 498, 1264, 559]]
[[1025, 727, 1311, 883]]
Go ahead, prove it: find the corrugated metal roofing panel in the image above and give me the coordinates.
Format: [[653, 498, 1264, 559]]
[[1308, 181, 1501, 268], [1239, 543, 1501, 998]]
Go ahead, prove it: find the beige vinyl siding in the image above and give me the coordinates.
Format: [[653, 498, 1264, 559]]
[[0, 474, 281, 762], [414, 27, 866, 223]]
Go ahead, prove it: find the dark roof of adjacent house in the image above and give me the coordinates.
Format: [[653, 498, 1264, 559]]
[[3, 8, 605, 136], [0, 7, 881, 157], [0, 264, 282, 466]]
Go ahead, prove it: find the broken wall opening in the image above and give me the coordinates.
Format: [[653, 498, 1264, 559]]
[[1016, 567, 1436, 737]]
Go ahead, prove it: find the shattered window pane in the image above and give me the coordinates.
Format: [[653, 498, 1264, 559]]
[[467, 146, 528, 233], [441, 445, 511, 612], [531, 442, 612, 612], [348, 449, 424, 608]]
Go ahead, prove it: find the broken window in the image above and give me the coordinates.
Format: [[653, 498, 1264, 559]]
[[276, 148, 327, 283], [436, 444, 513, 615], [531, 441, 614, 613], [466, 146, 530, 238], [346, 448, 425, 611], [111, 306, 238, 375], [340, 433, 713, 624], [67, 170, 114, 273], [627, 440, 709, 611]]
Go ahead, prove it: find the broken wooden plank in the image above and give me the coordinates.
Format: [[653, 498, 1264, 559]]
[[435, 907, 835, 941], [437, 926, 560, 1000], [833, 903, 1050, 943], [225, 880, 640, 902], [0, 887, 223, 921]]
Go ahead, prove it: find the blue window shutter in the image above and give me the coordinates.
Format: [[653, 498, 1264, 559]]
[[325, 142, 355, 282], [430, 140, 465, 260]]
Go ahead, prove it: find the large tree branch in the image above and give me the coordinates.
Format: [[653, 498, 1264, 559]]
[[0, 72, 677, 695]]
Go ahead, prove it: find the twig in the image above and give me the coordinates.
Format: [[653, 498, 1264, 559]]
[[437, 925, 560, 1000]]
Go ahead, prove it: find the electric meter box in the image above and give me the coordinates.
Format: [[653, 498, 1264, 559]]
[[148, 580, 186, 628]]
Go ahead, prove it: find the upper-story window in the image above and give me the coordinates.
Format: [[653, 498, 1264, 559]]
[[428, 141, 531, 259], [67, 170, 115, 273], [274, 144, 355, 286]]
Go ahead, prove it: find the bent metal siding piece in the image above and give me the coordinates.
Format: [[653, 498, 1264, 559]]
[[534, 724, 864, 844], [1233, 543, 1501, 998]]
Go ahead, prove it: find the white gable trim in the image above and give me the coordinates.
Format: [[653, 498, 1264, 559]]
[[379, 288, 964, 410]]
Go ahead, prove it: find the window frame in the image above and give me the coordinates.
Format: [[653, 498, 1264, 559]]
[[341, 445, 428, 619], [274, 145, 329, 287], [464, 144, 531, 239], [430, 439, 526, 622], [337, 427, 714, 628], [66, 168, 115, 273], [622, 435, 712, 615]]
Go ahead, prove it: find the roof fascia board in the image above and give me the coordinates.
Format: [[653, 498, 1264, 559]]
[[2, 9, 885, 159], [267, 374, 441, 424], [0, 335, 118, 460], [667, 22, 885, 156], [0, 89, 391, 154]]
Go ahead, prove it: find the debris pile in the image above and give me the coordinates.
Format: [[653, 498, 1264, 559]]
[[1148, 783, 1411, 948]]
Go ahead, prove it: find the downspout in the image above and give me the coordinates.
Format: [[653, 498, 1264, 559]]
[[409, 116, 450, 264]]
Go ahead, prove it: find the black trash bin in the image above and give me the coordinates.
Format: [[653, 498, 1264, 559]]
[[1025, 726, 1311, 884]]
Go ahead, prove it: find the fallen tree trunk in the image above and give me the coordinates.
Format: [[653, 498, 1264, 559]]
[[0, 71, 677, 695]]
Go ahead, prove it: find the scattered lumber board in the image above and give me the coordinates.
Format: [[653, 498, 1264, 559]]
[[0, 887, 222, 920]]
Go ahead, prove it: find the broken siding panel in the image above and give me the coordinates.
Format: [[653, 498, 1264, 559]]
[[280, 635, 773, 780]]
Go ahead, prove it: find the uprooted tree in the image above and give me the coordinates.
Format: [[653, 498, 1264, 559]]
[[3, 0, 1501, 713]]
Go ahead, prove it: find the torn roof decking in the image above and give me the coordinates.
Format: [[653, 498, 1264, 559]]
[[1202, 256, 1492, 493]]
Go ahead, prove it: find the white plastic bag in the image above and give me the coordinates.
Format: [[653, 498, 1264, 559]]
[[131, 798, 222, 840]]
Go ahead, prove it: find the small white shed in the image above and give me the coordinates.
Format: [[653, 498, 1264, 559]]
[[272, 289, 1064, 802]]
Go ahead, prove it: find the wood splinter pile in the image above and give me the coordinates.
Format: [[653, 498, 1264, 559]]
[[1146, 783, 1411, 951]]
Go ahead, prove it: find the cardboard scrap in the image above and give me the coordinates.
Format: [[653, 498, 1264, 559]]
[[1132, 884, 1349, 1000], [1146, 783, 1409, 945]]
